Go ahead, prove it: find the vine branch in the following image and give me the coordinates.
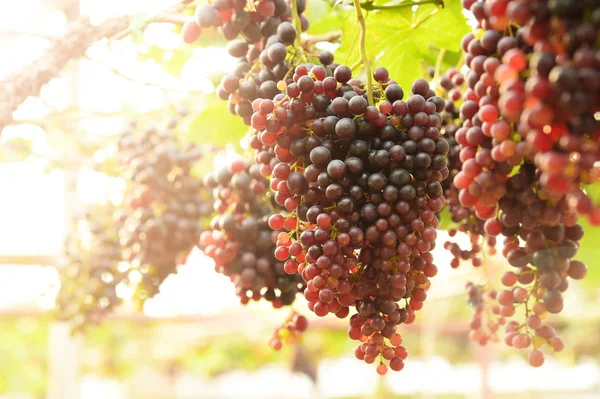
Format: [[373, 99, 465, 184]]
[[83, 55, 205, 93], [360, 0, 444, 11], [302, 31, 342, 45], [352, 0, 373, 106], [349, 59, 363, 71], [291, 0, 304, 50], [0, 16, 130, 135], [153, 14, 189, 25], [433, 48, 445, 81], [0, 1, 185, 135]]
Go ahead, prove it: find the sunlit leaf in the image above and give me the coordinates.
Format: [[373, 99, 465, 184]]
[[336, 0, 469, 92], [437, 207, 454, 231], [583, 182, 600, 206], [305, 1, 349, 36], [186, 97, 248, 150]]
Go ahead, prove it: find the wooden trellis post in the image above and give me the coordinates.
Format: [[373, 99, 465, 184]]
[[47, 1, 83, 399]]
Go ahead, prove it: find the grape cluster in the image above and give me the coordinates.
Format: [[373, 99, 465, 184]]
[[183, 0, 308, 44], [465, 282, 502, 345], [217, 22, 331, 123], [199, 157, 304, 307], [182, 0, 319, 123], [117, 121, 211, 303], [247, 64, 448, 373], [452, 0, 594, 366], [436, 68, 497, 268], [491, 163, 585, 365], [56, 206, 124, 331], [459, 0, 599, 224], [269, 310, 309, 350]]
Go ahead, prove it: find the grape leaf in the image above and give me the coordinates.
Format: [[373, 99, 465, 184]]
[[423, 47, 463, 74], [436, 207, 454, 231], [583, 182, 600, 206], [185, 96, 248, 150], [336, 0, 469, 92], [305, 1, 349, 36]]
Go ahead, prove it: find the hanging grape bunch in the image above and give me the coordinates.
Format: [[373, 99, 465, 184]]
[[245, 61, 448, 373], [464, 281, 503, 345], [434, 67, 498, 269], [458, 0, 599, 221], [269, 310, 309, 350], [199, 157, 305, 307], [116, 120, 212, 304], [452, 0, 594, 366], [182, 0, 314, 124], [183, 0, 309, 45], [56, 206, 124, 332]]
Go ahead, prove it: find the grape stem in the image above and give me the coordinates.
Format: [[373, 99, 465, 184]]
[[352, 0, 373, 106], [433, 48, 445, 81], [290, 0, 303, 50], [302, 31, 342, 45], [153, 14, 189, 25], [83, 55, 204, 93], [349, 59, 363, 71], [360, 0, 444, 11]]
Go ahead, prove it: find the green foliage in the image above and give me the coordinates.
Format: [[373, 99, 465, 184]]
[[336, 0, 470, 91], [305, 0, 349, 36], [138, 45, 193, 78], [0, 317, 48, 395], [425, 47, 464, 73], [185, 96, 249, 150], [437, 207, 454, 231], [583, 181, 600, 206]]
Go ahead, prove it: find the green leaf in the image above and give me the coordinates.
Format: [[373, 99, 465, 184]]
[[137, 45, 188, 78], [164, 50, 188, 77], [583, 182, 600, 206], [423, 47, 463, 73], [185, 96, 248, 150], [336, 0, 470, 91], [437, 206, 454, 231], [305, 1, 349, 36]]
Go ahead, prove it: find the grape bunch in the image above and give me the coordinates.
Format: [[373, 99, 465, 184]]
[[117, 121, 212, 303], [217, 22, 333, 123], [459, 0, 599, 224], [56, 206, 124, 332], [199, 157, 304, 307], [465, 282, 502, 345], [247, 64, 448, 373], [490, 163, 585, 366], [269, 310, 309, 350], [183, 0, 308, 45], [435, 68, 497, 268], [451, 0, 594, 366], [182, 0, 319, 124]]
